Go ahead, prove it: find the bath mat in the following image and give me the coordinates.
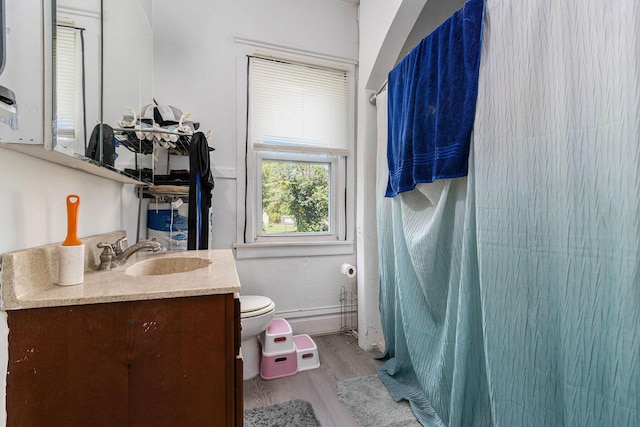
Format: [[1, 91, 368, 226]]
[[244, 399, 321, 427], [338, 375, 421, 427]]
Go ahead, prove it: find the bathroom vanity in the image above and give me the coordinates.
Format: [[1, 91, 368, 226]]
[[1, 233, 242, 426]]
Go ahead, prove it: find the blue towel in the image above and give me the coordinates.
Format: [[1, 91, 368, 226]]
[[386, 0, 485, 197]]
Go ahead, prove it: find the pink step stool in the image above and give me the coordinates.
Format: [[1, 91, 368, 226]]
[[259, 318, 298, 380], [294, 334, 320, 371], [262, 318, 294, 354], [260, 347, 298, 380]]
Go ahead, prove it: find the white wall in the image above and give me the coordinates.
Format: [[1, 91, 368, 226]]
[[148, 0, 360, 335], [399, 0, 467, 59], [0, 150, 123, 255]]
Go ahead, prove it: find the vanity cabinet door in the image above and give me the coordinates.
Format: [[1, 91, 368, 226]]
[[126, 294, 237, 426], [6, 303, 130, 425], [6, 294, 239, 426]]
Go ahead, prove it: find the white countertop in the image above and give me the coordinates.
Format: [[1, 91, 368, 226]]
[[1, 231, 240, 311]]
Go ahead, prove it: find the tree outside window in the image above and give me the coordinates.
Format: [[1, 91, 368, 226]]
[[261, 160, 329, 234]]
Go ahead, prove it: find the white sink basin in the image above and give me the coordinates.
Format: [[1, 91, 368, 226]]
[[125, 256, 211, 276]]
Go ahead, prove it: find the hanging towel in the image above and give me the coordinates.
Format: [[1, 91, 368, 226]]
[[187, 132, 214, 250], [86, 123, 116, 167], [386, 0, 485, 197]]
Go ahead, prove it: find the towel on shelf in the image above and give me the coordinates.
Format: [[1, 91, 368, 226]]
[[86, 123, 116, 167], [386, 0, 485, 197], [187, 132, 214, 250]]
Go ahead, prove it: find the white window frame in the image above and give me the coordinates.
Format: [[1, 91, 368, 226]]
[[233, 38, 356, 259]]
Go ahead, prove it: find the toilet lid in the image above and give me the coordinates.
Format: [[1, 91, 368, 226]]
[[240, 295, 275, 319]]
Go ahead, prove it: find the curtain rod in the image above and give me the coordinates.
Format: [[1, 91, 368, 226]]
[[369, 80, 388, 105]]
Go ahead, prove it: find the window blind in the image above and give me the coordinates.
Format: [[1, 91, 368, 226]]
[[56, 22, 78, 141], [249, 56, 349, 153]]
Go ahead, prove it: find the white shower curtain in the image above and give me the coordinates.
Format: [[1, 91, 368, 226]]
[[376, 0, 639, 425]]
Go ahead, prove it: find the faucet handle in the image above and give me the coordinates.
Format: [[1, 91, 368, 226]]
[[97, 242, 116, 255], [97, 242, 116, 271], [114, 237, 128, 255]]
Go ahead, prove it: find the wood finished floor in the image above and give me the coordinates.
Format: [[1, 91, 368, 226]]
[[243, 333, 383, 426]]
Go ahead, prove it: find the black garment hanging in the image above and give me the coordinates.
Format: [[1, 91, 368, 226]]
[[85, 123, 115, 167], [187, 132, 215, 250]]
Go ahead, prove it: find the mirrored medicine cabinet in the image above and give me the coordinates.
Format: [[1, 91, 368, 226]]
[[0, 0, 158, 184], [53, 0, 155, 183]]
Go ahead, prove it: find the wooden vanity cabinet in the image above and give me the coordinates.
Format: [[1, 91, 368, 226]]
[[6, 294, 243, 426]]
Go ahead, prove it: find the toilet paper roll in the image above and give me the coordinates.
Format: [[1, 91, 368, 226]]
[[340, 263, 356, 278]]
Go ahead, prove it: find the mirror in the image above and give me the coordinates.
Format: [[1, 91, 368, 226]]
[[53, 0, 154, 182], [53, 0, 101, 159]]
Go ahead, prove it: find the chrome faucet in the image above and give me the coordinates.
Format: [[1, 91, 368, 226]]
[[97, 237, 162, 271]]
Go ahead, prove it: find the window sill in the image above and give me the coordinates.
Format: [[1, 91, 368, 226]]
[[233, 240, 354, 259]]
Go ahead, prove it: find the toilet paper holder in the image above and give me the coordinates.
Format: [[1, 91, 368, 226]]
[[340, 263, 356, 278]]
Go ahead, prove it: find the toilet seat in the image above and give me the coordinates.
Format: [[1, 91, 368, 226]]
[[240, 295, 275, 319]]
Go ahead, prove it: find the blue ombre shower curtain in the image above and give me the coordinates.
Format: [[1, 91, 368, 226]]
[[376, 0, 640, 425]]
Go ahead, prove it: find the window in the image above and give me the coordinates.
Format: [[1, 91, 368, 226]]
[[258, 152, 342, 238], [242, 54, 353, 249]]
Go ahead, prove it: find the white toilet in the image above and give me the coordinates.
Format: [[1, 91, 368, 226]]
[[240, 295, 276, 380]]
